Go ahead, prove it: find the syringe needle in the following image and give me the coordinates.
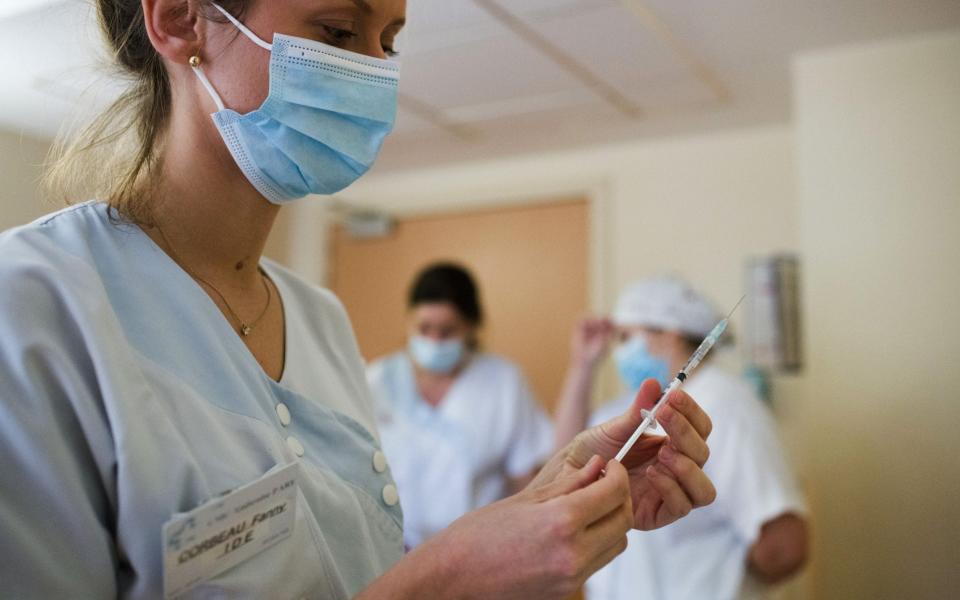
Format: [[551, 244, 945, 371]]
[[726, 294, 746, 320]]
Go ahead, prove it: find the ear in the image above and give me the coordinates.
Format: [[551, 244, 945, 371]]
[[142, 0, 205, 65]]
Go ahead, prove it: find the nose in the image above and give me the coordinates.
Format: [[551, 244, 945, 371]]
[[359, 39, 389, 60]]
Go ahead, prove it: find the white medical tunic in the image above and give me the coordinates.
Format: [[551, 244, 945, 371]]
[[0, 202, 403, 599], [585, 365, 806, 600], [367, 352, 553, 549]]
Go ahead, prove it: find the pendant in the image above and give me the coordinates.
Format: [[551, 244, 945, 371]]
[[240, 324, 252, 337]]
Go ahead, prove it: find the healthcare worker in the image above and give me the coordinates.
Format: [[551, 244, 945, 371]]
[[557, 276, 809, 600], [0, 2, 718, 598], [368, 263, 554, 549]]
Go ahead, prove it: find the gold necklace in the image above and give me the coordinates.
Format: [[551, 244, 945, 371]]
[[157, 228, 272, 337]]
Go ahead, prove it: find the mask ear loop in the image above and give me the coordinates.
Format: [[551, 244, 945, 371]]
[[190, 55, 226, 112], [189, 3, 274, 112], [211, 2, 273, 51]]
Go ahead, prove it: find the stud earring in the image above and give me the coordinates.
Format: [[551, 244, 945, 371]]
[[189, 55, 202, 68]]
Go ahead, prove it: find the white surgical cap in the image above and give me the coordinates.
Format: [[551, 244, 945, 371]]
[[613, 276, 722, 338]]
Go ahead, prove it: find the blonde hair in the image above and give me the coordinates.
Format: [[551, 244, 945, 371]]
[[43, 0, 247, 225]]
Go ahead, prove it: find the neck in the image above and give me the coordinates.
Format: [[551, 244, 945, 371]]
[[417, 368, 455, 385], [145, 91, 279, 290]]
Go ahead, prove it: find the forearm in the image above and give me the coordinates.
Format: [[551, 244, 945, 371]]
[[553, 362, 596, 450], [356, 535, 462, 600], [747, 513, 809, 584]]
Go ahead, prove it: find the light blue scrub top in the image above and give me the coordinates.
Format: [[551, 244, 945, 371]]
[[0, 202, 403, 599]]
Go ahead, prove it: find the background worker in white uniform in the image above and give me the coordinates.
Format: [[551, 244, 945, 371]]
[[560, 276, 810, 600], [368, 263, 554, 549], [0, 1, 720, 598]]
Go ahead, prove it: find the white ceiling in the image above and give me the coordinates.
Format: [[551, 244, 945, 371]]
[[1, 0, 958, 173]]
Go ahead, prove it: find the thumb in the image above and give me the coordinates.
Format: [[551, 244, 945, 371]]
[[600, 379, 662, 442], [632, 378, 663, 414], [531, 455, 605, 503]]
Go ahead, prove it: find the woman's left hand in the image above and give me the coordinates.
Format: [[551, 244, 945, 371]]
[[531, 378, 716, 530]]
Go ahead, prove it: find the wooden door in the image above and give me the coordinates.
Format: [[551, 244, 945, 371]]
[[329, 198, 589, 414]]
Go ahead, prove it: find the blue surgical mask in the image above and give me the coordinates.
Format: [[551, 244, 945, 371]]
[[408, 336, 465, 374], [191, 4, 399, 204], [614, 336, 671, 391]]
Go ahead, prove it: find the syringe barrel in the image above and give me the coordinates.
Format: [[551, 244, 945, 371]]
[[683, 342, 712, 372], [681, 320, 727, 373]]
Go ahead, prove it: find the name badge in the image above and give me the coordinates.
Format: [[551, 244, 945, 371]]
[[162, 462, 300, 598]]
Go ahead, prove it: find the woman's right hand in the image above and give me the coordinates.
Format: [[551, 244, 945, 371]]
[[359, 455, 632, 600], [553, 317, 617, 450], [569, 317, 615, 373]]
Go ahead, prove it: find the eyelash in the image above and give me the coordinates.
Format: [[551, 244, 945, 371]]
[[321, 25, 400, 57], [323, 25, 357, 41]]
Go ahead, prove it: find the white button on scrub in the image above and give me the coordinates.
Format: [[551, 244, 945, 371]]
[[276, 402, 292, 427], [286, 436, 305, 457], [372, 450, 388, 473], [382, 483, 399, 507]]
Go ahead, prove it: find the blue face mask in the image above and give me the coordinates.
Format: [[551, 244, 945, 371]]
[[191, 4, 400, 204], [408, 336, 465, 375], [614, 336, 671, 391]]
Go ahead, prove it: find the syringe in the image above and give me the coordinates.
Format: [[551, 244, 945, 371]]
[[614, 295, 746, 463]]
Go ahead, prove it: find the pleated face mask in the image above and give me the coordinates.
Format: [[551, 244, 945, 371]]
[[191, 3, 400, 204]]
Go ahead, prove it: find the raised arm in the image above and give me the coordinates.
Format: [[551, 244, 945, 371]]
[[553, 318, 615, 449]]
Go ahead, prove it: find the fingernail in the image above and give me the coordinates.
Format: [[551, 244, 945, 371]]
[[585, 455, 602, 470], [659, 407, 673, 424], [659, 445, 675, 462], [648, 465, 671, 479]]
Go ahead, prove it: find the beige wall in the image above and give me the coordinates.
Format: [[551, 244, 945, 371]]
[[336, 126, 801, 396], [0, 130, 53, 232], [339, 125, 797, 329], [795, 31, 960, 599]]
